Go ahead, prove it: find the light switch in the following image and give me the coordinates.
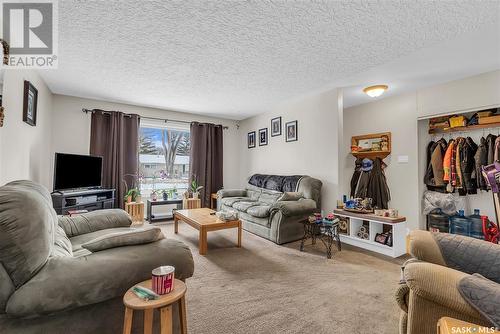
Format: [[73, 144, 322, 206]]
[[398, 155, 409, 164]]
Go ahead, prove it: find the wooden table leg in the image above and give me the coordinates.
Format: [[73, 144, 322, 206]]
[[122, 307, 133, 334], [161, 305, 173, 334], [144, 309, 153, 334], [199, 227, 207, 255], [179, 296, 188, 334], [237, 222, 242, 248], [174, 215, 179, 234]]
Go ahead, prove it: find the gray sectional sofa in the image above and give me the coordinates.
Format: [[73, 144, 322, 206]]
[[218, 174, 322, 244], [0, 180, 194, 334]]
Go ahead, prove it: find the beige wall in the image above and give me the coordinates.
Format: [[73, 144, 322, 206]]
[[239, 89, 342, 213], [343, 70, 500, 230], [51, 94, 241, 190], [0, 70, 54, 188]]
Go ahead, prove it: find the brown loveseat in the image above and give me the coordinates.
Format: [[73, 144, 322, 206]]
[[396, 230, 499, 334]]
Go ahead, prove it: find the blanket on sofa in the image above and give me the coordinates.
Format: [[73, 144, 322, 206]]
[[249, 174, 303, 192]]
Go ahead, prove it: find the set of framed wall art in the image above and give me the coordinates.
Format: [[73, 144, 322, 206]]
[[248, 117, 298, 148]]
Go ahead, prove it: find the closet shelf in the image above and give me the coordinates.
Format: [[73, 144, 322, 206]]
[[428, 122, 500, 134]]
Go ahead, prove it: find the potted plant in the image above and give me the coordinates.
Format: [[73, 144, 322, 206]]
[[190, 179, 204, 199], [151, 190, 158, 201], [124, 188, 139, 203], [135, 190, 142, 203]]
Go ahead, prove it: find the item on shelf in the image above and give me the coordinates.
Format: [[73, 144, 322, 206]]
[[478, 114, 500, 125], [427, 209, 450, 233], [449, 210, 471, 237], [337, 217, 349, 234], [374, 209, 386, 216], [380, 135, 389, 151], [449, 115, 467, 128], [356, 224, 369, 240], [429, 116, 450, 130], [387, 208, 398, 218], [152, 266, 175, 295], [374, 232, 389, 245], [467, 209, 485, 240]]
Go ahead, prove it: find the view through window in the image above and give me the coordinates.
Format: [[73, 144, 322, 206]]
[[139, 123, 190, 200]]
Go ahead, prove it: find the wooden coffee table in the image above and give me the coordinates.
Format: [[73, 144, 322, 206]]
[[174, 208, 241, 255]]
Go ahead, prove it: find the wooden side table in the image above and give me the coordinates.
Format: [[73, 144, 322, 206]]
[[210, 193, 218, 209], [125, 202, 145, 223], [182, 198, 201, 209], [123, 279, 187, 334]]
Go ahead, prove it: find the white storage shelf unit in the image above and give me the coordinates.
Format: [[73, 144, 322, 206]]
[[334, 210, 407, 258]]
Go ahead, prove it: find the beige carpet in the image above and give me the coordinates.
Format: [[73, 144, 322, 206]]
[[159, 221, 406, 334]]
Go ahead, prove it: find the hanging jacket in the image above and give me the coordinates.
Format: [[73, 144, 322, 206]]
[[424, 138, 447, 192], [474, 137, 488, 191], [495, 136, 500, 162], [443, 140, 454, 183], [451, 141, 457, 187], [355, 171, 371, 199], [455, 137, 464, 193], [486, 134, 497, 164], [366, 158, 391, 209], [350, 158, 363, 198], [461, 137, 478, 195]]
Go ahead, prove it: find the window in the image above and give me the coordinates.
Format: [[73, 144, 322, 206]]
[[138, 121, 190, 199]]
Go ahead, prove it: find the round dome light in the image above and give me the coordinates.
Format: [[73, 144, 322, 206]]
[[363, 85, 388, 97]]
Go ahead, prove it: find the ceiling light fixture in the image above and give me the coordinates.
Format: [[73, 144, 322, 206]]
[[363, 85, 388, 98]]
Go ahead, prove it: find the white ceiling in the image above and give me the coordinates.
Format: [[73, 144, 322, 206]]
[[39, 1, 500, 120]]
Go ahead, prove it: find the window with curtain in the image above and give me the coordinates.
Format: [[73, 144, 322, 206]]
[[138, 119, 190, 199]]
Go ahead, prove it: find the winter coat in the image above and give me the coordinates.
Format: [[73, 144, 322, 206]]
[[486, 134, 497, 165], [424, 138, 447, 191], [455, 137, 464, 192], [495, 136, 500, 162], [355, 171, 371, 199], [350, 158, 362, 198], [474, 137, 488, 191], [461, 137, 478, 195], [366, 158, 391, 209], [443, 140, 454, 183]]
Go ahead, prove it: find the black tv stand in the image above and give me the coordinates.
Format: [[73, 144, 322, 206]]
[[51, 188, 115, 215]]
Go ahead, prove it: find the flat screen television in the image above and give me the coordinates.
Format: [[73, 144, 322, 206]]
[[53, 153, 103, 191]]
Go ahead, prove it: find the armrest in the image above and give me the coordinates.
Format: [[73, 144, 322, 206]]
[[409, 230, 447, 266], [271, 199, 317, 216], [58, 209, 132, 237], [6, 238, 194, 317], [217, 189, 247, 198], [404, 262, 482, 319]]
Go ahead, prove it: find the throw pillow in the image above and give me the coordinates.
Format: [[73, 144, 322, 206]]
[[279, 192, 304, 201], [82, 226, 164, 252]]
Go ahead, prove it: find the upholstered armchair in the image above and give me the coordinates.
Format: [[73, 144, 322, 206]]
[[396, 230, 499, 334]]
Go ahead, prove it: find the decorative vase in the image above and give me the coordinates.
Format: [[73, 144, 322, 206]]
[[193, 192, 199, 199], [151, 193, 157, 201], [126, 195, 132, 203], [162, 192, 168, 200], [135, 195, 142, 203]]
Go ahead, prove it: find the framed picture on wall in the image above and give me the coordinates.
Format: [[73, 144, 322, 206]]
[[248, 131, 256, 148], [259, 128, 268, 146], [271, 116, 281, 136], [23, 80, 38, 126], [285, 120, 298, 142]]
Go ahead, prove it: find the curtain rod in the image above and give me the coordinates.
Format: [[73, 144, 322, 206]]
[[82, 108, 229, 129]]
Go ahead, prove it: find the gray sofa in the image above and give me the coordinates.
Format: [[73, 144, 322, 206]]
[[0, 180, 194, 334], [218, 174, 322, 244]]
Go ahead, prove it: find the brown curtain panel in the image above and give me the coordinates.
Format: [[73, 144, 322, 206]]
[[90, 110, 140, 209], [189, 122, 223, 207]]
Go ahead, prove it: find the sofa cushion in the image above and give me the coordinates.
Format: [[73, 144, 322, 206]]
[[70, 227, 133, 252], [220, 197, 255, 207], [232, 201, 259, 212], [246, 205, 271, 218], [0, 180, 56, 288], [258, 191, 282, 204], [51, 225, 73, 258], [82, 227, 164, 252]]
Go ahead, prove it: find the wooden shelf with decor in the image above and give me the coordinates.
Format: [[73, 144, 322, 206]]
[[429, 121, 500, 134], [428, 107, 500, 134], [351, 132, 391, 159]]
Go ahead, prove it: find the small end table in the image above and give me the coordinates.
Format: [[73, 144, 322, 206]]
[[182, 198, 201, 209], [210, 193, 218, 209], [123, 279, 187, 334], [299, 219, 341, 259], [125, 202, 145, 223]]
